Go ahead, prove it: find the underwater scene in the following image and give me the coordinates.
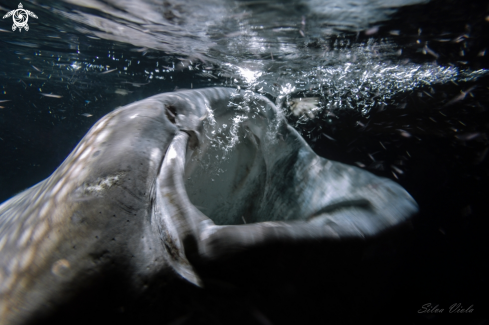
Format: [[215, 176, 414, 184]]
[[0, 0, 488, 324]]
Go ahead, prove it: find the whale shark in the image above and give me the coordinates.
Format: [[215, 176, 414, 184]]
[[0, 87, 418, 324]]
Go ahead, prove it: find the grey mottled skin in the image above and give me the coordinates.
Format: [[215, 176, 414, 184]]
[[0, 88, 418, 324]]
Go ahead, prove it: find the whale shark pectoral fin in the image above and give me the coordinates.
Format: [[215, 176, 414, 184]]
[[153, 131, 211, 286]]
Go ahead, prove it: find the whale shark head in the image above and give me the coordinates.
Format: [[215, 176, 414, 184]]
[[0, 87, 417, 324]]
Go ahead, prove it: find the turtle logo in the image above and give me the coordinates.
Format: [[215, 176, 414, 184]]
[[2, 3, 38, 32]]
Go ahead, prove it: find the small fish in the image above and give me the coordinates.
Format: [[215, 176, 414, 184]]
[[0, 100, 11, 103], [322, 133, 336, 141], [365, 26, 379, 35], [115, 89, 132, 96], [455, 132, 481, 141], [453, 34, 469, 43], [0, 106, 4, 109], [80, 113, 93, 117], [100, 68, 117, 75], [40, 93, 63, 98], [398, 129, 412, 138], [121, 82, 150, 87], [423, 45, 439, 59], [391, 165, 404, 174], [31, 65, 42, 72], [130, 47, 148, 53], [441, 86, 476, 108]]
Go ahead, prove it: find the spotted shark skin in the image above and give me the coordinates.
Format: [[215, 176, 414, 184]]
[[0, 88, 418, 324]]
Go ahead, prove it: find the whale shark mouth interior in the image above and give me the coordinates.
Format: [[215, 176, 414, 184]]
[[183, 123, 376, 227], [184, 121, 267, 226]]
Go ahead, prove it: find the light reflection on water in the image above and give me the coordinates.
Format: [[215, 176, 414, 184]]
[[0, 0, 488, 195], [1, 0, 486, 119]]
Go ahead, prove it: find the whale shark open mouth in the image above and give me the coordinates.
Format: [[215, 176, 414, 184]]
[[150, 88, 418, 270], [0, 87, 417, 325]]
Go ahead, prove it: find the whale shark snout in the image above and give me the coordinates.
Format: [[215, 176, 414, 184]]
[[0, 87, 417, 324]]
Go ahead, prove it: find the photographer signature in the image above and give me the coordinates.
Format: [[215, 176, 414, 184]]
[[418, 303, 474, 314]]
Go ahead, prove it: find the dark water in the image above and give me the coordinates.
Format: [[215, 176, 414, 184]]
[[1, 0, 488, 324]]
